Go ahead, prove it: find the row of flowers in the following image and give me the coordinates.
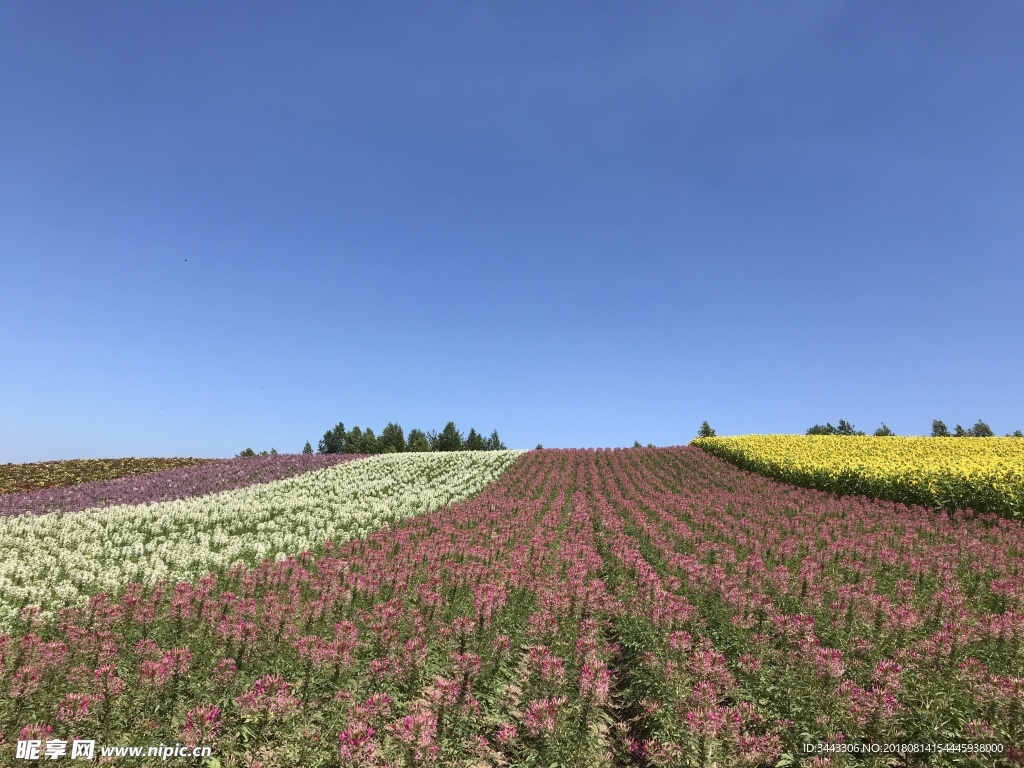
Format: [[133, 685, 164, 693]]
[[692, 434, 1024, 520], [0, 453, 366, 520], [0, 446, 1020, 766], [0, 451, 523, 628]]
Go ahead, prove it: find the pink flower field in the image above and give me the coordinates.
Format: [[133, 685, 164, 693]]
[[1, 447, 1021, 767]]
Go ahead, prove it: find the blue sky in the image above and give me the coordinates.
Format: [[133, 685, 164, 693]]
[[2, 1, 1022, 462]]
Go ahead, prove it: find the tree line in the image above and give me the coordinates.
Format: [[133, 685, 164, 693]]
[[691, 419, 1023, 440], [804, 418, 1022, 437], [306, 421, 507, 455]]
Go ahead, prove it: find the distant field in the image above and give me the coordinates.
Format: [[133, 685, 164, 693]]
[[0, 453, 364, 519], [692, 434, 1024, 520], [0, 456, 214, 495]]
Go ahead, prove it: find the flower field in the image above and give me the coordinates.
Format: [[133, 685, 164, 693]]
[[0, 447, 1021, 766], [0, 451, 522, 628], [0, 454, 366, 520], [0, 458, 215, 497], [692, 435, 1024, 521]]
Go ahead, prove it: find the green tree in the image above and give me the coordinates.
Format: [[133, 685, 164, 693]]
[[487, 430, 507, 450], [873, 423, 895, 436], [807, 423, 836, 435], [836, 419, 864, 436], [696, 421, 716, 438], [379, 422, 406, 453], [535, 443, 543, 450], [318, 422, 347, 454], [967, 419, 994, 437], [954, 424, 967, 437], [407, 429, 431, 452], [236, 448, 256, 458], [1010, 430, 1024, 438], [633, 440, 642, 448], [358, 427, 379, 454], [465, 428, 487, 451], [931, 420, 950, 437], [346, 426, 363, 454], [434, 422, 464, 452], [302, 441, 313, 454]]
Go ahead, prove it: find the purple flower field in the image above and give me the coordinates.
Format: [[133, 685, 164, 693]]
[[0, 454, 370, 519]]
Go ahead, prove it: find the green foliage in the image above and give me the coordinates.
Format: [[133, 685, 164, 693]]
[[697, 420, 716, 438], [465, 428, 486, 451], [317, 420, 508, 454], [301, 441, 313, 455], [358, 427, 379, 454], [236, 448, 256, 458], [935, 419, 996, 437], [535, 443, 543, 450], [379, 422, 406, 453], [1010, 430, 1024, 438], [406, 429, 431, 452], [317, 422, 348, 454], [806, 419, 865, 436], [806, 423, 835, 435], [873, 423, 895, 436], [346, 426, 363, 454], [434, 421, 464, 452], [968, 419, 994, 437], [487, 430, 507, 450], [633, 440, 642, 448]]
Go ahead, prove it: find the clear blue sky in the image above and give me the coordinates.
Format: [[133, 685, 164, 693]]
[[2, 2, 1022, 462]]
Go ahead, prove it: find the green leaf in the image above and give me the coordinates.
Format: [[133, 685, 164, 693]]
[[775, 754, 795, 767]]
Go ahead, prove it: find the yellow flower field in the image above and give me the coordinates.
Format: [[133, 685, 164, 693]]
[[691, 435, 1024, 520]]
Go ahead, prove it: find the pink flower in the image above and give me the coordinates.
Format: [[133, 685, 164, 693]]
[[133, 638, 160, 660], [426, 676, 462, 708], [353, 692, 393, 723], [473, 582, 507, 628], [161, 646, 192, 677], [666, 630, 692, 656], [390, 709, 439, 764], [452, 652, 482, 679], [579, 661, 611, 704], [523, 696, 566, 738], [18, 723, 54, 741], [495, 722, 517, 744], [137, 660, 170, 688], [871, 659, 902, 690], [683, 706, 727, 738], [212, 657, 238, 687], [10, 665, 43, 698], [181, 704, 221, 747], [338, 722, 376, 766], [491, 634, 512, 658], [234, 674, 300, 718], [738, 654, 763, 674], [814, 647, 845, 680], [56, 692, 103, 723], [526, 646, 565, 683]]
